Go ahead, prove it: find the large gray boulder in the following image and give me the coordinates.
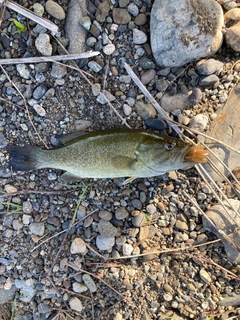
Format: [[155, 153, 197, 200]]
[[150, 0, 224, 67]]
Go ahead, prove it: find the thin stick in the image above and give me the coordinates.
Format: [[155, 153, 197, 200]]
[[0, 52, 100, 65], [0, 0, 59, 34]]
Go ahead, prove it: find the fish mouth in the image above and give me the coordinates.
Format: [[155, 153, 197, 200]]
[[183, 144, 209, 163]]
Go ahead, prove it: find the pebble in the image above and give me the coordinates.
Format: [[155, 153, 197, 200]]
[[98, 220, 118, 237], [103, 44, 116, 55], [35, 33, 52, 56], [141, 69, 156, 85], [225, 21, 240, 52], [188, 114, 208, 132], [96, 235, 115, 250], [15, 279, 35, 302], [96, 0, 110, 23], [88, 61, 102, 72], [175, 220, 188, 231], [145, 118, 167, 131], [112, 8, 131, 24], [96, 90, 116, 104], [199, 269, 212, 284], [79, 16, 91, 30], [33, 3, 44, 17], [122, 243, 134, 256], [123, 104, 132, 116], [29, 222, 44, 236], [197, 59, 224, 75], [127, 3, 139, 16], [16, 64, 31, 79], [146, 204, 156, 215], [99, 210, 112, 220], [115, 207, 129, 220], [133, 28, 147, 44], [74, 119, 92, 131], [139, 57, 155, 69], [45, 0, 66, 20], [33, 104, 46, 117], [38, 303, 52, 314], [135, 100, 156, 120], [82, 274, 97, 292], [199, 74, 219, 87], [22, 201, 33, 214], [33, 84, 48, 100], [69, 297, 83, 312], [132, 212, 145, 227], [135, 13, 147, 25], [188, 88, 203, 105], [51, 63, 67, 79], [73, 282, 88, 293], [0, 132, 7, 148], [114, 313, 123, 320], [70, 238, 87, 254]]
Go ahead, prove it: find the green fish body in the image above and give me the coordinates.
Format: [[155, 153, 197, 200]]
[[7, 129, 207, 183]]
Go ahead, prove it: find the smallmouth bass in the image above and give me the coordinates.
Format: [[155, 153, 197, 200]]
[[7, 129, 208, 183]]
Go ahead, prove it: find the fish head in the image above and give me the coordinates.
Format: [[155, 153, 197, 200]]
[[136, 134, 209, 174]]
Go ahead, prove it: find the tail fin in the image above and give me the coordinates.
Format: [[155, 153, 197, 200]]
[[7, 145, 41, 172]]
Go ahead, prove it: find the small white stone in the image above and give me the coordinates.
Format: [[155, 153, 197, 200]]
[[133, 28, 147, 44], [96, 235, 115, 250], [70, 238, 87, 254], [33, 104, 46, 117], [103, 43, 116, 55], [35, 33, 52, 56], [69, 297, 82, 312], [122, 243, 133, 256], [16, 64, 31, 79], [189, 114, 208, 132], [82, 274, 97, 292]]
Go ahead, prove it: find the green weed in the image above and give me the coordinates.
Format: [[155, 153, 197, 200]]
[[0, 201, 23, 214], [13, 19, 27, 33]]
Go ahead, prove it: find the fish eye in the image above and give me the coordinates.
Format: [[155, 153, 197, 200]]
[[164, 142, 175, 150]]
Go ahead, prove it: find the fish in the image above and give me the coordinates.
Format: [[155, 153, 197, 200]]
[[7, 128, 209, 184]]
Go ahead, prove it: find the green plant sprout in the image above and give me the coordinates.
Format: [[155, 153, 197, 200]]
[[13, 19, 27, 33]]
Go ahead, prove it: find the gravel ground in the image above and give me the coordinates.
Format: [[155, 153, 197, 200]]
[[0, 0, 240, 319]]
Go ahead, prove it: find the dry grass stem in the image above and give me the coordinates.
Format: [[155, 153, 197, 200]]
[[0, 52, 100, 65], [0, 0, 59, 34]]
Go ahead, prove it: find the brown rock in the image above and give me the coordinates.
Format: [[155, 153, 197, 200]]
[[112, 8, 131, 24]]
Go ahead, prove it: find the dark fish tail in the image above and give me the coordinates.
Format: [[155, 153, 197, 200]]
[[7, 145, 42, 172]]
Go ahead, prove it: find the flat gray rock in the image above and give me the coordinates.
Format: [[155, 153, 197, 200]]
[[203, 82, 240, 181], [65, 0, 87, 53], [202, 199, 240, 264], [150, 0, 224, 67]]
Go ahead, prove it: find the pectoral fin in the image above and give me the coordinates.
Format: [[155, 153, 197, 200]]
[[111, 156, 136, 170], [60, 172, 81, 183]]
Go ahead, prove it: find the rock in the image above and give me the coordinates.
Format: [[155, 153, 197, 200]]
[[96, 235, 115, 250], [70, 238, 87, 254], [202, 199, 240, 264], [65, 0, 87, 53], [69, 297, 83, 312], [199, 74, 219, 87], [132, 212, 145, 227], [103, 43, 116, 55], [38, 303, 52, 314], [74, 119, 92, 131], [188, 114, 208, 132], [88, 61, 102, 72], [199, 269, 212, 284], [33, 84, 48, 99], [161, 93, 190, 112], [96, 0, 110, 23], [197, 59, 224, 75], [33, 3, 44, 16], [133, 28, 147, 44], [218, 295, 240, 307], [135, 100, 156, 119], [140, 69, 156, 85], [73, 282, 88, 293], [33, 104, 46, 117], [15, 279, 35, 302], [112, 8, 131, 24], [82, 274, 97, 292], [96, 90, 115, 104], [0, 132, 7, 148], [139, 57, 155, 69], [122, 243, 133, 256], [123, 104, 132, 116], [51, 63, 67, 78], [135, 13, 147, 26], [115, 207, 129, 220], [150, 0, 224, 67], [145, 118, 167, 131], [175, 220, 188, 231], [29, 222, 44, 236], [202, 82, 240, 181], [127, 3, 139, 16], [0, 286, 17, 304], [35, 33, 52, 56], [225, 21, 240, 52], [221, 0, 237, 10], [79, 16, 91, 30], [16, 64, 31, 79], [98, 220, 118, 237], [45, 0, 66, 20], [99, 210, 112, 220], [188, 88, 203, 105]]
